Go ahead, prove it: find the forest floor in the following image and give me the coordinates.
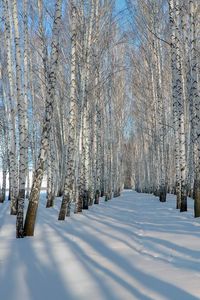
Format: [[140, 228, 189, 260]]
[[0, 190, 200, 300]]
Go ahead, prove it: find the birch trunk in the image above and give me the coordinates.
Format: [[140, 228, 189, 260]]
[[24, 0, 62, 236], [169, 0, 182, 209], [58, 2, 77, 220], [3, 0, 18, 215], [12, 0, 29, 237], [189, 0, 200, 217]]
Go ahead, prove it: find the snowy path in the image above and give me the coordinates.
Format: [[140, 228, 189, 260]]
[[0, 191, 200, 300]]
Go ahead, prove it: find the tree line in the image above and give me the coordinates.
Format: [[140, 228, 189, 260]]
[[125, 0, 200, 216], [0, 0, 199, 238], [0, 0, 128, 237]]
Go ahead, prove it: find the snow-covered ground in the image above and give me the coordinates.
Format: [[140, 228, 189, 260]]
[[0, 191, 200, 300]]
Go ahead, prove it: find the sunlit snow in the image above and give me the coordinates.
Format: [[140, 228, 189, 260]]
[[0, 190, 200, 300]]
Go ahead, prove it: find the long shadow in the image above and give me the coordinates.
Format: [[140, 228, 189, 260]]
[[45, 223, 155, 300], [81, 216, 144, 252], [0, 236, 76, 300], [23, 236, 77, 300], [1, 190, 199, 300], [84, 214, 200, 269], [44, 215, 199, 300], [36, 204, 150, 300], [0, 237, 18, 300], [41, 192, 200, 275], [140, 235, 200, 259], [83, 194, 200, 238], [137, 235, 200, 271], [0, 201, 11, 230], [40, 190, 199, 236], [83, 213, 200, 272]]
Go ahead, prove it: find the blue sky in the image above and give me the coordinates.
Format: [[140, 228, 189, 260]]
[[116, 0, 126, 11]]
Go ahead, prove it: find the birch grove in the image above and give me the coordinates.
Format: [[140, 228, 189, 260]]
[[126, 0, 200, 215], [0, 0, 199, 238]]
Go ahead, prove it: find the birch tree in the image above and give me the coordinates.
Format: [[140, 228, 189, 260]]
[[24, 0, 62, 236]]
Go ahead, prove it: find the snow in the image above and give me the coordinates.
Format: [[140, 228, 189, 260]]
[[0, 190, 200, 300], [0, 171, 47, 189]]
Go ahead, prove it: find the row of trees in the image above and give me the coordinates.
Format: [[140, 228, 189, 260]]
[[0, 0, 129, 237], [0, 0, 199, 238], [126, 0, 200, 216]]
